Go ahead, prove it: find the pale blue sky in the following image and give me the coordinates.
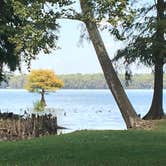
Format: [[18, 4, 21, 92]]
[[30, 19, 125, 74]]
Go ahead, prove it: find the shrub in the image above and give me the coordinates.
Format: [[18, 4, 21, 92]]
[[33, 100, 45, 112]]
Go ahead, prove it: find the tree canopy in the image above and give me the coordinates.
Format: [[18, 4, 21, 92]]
[[114, 0, 166, 66], [0, 0, 21, 80], [0, 0, 72, 81], [25, 69, 63, 105], [26, 69, 63, 92]]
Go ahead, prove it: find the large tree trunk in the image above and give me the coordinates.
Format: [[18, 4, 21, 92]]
[[143, 0, 165, 119], [41, 89, 46, 106], [80, 0, 141, 129], [143, 61, 164, 119]]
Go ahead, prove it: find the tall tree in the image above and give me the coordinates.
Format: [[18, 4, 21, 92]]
[[114, 0, 166, 119], [144, 0, 165, 119], [79, 0, 142, 128]]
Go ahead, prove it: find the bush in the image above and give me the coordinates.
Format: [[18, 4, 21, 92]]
[[33, 100, 45, 112]]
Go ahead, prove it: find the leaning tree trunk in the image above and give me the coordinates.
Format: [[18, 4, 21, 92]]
[[143, 0, 165, 120], [143, 60, 164, 119], [80, 0, 141, 129], [41, 89, 46, 106]]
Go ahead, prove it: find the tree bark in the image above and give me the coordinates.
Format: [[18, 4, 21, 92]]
[[143, 61, 164, 119], [41, 89, 46, 106], [143, 0, 165, 119], [80, 0, 141, 128]]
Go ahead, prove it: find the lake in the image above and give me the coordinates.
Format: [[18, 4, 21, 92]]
[[0, 89, 165, 133]]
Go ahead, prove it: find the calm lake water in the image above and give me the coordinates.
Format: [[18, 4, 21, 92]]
[[0, 89, 166, 132]]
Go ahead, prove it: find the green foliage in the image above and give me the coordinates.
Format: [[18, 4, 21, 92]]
[[2, 73, 166, 89], [79, 0, 135, 41], [59, 73, 108, 89], [10, 0, 70, 68], [0, 0, 73, 81], [114, 1, 166, 66], [33, 100, 45, 112], [0, 0, 21, 81]]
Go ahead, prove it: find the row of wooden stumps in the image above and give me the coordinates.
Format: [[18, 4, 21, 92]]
[[0, 113, 58, 141]]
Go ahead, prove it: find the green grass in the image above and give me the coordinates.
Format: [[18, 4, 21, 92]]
[[0, 122, 166, 166]]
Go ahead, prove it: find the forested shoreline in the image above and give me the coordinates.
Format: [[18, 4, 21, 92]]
[[1, 73, 166, 89]]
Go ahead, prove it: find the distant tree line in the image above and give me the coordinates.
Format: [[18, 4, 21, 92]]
[[1, 73, 166, 89]]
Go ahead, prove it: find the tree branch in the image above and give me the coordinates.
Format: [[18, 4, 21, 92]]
[[60, 13, 83, 21]]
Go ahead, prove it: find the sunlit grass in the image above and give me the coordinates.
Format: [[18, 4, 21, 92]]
[[0, 121, 166, 166]]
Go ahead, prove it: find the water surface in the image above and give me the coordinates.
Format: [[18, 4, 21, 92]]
[[0, 89, 165, 132]]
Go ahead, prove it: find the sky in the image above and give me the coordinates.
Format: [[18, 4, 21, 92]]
[[29, 19, 127, 74]]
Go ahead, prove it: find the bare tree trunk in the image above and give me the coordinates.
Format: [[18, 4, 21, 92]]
[[143, 0, 165, 119], [41, 89, 46, 106], [80, 0, 141, 128], [143, 61, 164, 119]]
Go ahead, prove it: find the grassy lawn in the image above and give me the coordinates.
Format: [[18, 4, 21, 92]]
[[0, 121, 166, 166]]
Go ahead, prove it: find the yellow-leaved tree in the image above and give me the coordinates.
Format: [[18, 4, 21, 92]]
[[25, 69, 63, 106]]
